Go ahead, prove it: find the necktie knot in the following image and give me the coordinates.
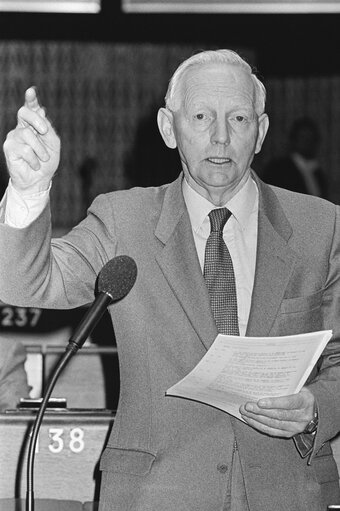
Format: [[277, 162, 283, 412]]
[[208, 208, 232, 233]]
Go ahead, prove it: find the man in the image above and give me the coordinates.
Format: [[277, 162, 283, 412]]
[[262, 117, 328, 198], [0, 335, 30, 410], [0, 49, 340, 510]]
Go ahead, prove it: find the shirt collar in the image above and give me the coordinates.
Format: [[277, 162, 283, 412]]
[[182, 173, 258, 234]]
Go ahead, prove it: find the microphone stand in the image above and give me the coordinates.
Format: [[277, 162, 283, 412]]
[[25, 255, 137, 511], [26, 342, 79, 511]]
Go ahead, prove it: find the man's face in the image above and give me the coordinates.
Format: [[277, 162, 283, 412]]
[[159, 62, 268, 205]]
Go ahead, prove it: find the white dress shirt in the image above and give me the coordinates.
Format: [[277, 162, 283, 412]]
[[1, 180, 50, 228], [182, 174, 258, 336]]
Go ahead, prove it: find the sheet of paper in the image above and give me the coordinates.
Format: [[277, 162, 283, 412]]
[[166, 330, 333, 421]]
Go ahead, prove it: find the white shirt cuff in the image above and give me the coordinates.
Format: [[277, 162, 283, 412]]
[[2, 179, 50, 228]]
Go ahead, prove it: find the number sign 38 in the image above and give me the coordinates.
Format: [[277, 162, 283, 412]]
[[42, 428, 85, 454]]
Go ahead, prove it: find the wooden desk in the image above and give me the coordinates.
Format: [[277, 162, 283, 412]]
[[0, 410, 114, 503]]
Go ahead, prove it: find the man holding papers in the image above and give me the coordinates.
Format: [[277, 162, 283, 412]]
[[1, 49, 340, 510]]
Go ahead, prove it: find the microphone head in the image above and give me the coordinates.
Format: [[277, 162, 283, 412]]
[[98, 255, 137, 302]]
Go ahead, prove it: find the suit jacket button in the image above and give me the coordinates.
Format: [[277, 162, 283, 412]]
[[217, 463, 228, 474]]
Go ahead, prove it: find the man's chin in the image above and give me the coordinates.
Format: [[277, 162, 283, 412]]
[[199, 172, 235, 191]]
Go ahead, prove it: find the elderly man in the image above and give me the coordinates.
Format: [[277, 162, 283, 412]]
[[0, 49, 340, 511]]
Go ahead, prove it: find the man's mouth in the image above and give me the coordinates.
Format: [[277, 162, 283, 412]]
[[206, 157, 232, 165]]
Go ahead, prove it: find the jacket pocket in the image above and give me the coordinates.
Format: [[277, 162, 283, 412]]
[[99, 447, 156, 476], [312, 442, 339, 483], [280, 290, 323, 314], [312, 454, 339, 484]]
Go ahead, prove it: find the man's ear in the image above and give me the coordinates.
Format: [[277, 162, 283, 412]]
[[255, 113, 269, 155], [157, 108, 177, 149]]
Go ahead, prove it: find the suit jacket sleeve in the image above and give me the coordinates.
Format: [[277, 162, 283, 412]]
[[0, 195, 116, 309], [306, 205, 340, 459]]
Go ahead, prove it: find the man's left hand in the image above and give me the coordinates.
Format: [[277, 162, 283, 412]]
[[239, 387, 315, 438]]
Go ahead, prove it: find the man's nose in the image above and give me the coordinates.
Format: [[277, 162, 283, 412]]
[[210, 118, 231, 145]]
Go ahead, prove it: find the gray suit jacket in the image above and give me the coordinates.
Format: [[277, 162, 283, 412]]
[[1, 172, 340, 510]]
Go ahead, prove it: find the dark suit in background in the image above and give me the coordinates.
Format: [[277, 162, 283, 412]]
[[262, 117, 328, 198]]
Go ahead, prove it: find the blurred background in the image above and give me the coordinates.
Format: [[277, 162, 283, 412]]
[[0, 1, 340, 228]]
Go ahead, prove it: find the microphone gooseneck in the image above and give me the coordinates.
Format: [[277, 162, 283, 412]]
[[26, 255, 137, 511]]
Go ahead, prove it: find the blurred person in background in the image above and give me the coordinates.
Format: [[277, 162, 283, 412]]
[[0, 335, 30, 410], [262, 117, 328, 197]]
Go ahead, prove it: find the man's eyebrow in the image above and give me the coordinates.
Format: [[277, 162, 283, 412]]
[[228, 105, 255, 113]]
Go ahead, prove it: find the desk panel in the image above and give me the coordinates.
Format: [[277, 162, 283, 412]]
[[0, 411, 114, 503]]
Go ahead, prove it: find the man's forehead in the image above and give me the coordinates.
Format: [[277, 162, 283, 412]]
[[180, 62, 255, 103]]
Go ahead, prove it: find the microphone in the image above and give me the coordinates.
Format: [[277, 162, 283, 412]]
[[26, 255, 137, 511], [67, 255, 137, 352]]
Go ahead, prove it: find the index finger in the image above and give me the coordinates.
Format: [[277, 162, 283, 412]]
[[25, 86, 41, 111]]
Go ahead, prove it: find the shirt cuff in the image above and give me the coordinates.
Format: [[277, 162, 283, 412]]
[[3, 179, 50, 228]]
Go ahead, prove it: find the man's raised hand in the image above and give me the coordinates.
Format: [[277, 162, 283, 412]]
[[3, 87, 61, 194]]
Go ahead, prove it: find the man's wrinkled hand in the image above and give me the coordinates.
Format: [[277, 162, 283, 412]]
[[239, 387, 315, 438], [3, 87, 60, 194]]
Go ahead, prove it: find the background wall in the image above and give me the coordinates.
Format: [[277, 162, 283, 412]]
[[0, 5, 340, 227]]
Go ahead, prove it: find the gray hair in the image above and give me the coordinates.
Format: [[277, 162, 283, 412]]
[[164, 49, 266, 115]]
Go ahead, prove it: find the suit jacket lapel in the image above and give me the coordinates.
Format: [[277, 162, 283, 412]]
[[155, 175, 217, 351], [246, 174, 297, 336], [155, 172, 298, 344]]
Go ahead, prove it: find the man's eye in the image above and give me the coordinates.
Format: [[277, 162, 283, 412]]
[[235, 115, 246, 122], [194, 113, 206, 121]]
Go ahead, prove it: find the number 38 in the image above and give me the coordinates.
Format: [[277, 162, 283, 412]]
[[48, 428, 85, 453]]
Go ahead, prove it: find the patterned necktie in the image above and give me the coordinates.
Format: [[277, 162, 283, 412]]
[[203, 208, 240, 336]]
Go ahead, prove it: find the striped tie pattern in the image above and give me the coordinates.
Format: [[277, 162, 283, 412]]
[[203, 208, 240, 336]]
